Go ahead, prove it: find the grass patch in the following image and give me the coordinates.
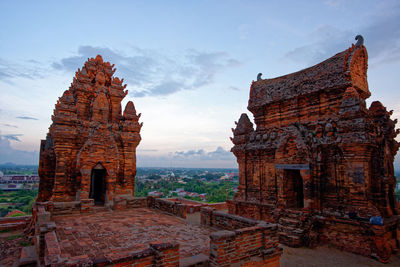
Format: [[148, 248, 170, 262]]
[[0, 229, 10, 233], [7, 234, 22, 240], [19, 241, 31, 247]]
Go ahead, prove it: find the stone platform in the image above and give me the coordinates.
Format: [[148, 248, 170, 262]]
[[53, 208, 213, 260], [32, 197, 282, 266]]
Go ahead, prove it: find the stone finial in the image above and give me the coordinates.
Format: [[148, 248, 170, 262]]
[[369, 101, 386, 115], [257, 73, 262, 81], [95, 55, 103, 64], [355, 35, 364, 47], [95, 71, 106, 86], [60, 90, 74, 105], [342, 87, 360, 100], [123, 101, 138, 120], [233, 113, 254, 136]]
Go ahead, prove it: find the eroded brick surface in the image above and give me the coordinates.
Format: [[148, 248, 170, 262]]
[[38, 55, 142, 206], [53, 208, 213, 260], [229, 42, 400, 262], [0, 230, 29, 266]]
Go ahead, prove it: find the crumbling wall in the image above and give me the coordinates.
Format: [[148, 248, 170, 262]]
[[201, 207, 282, 266]]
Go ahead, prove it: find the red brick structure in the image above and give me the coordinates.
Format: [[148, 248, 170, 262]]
[[28, 197, 282, 266], [201, 208, 282, 267], [229, 39, 400, 262], [37, 55, 142, 209], [31, 55, 281, 267]]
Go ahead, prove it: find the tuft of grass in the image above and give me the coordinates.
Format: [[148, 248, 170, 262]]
[[19, 241, 31, 247], [7, 234, 22, 240]]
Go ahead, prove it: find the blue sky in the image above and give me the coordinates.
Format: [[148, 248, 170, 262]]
[[0, 0, 399, 168]]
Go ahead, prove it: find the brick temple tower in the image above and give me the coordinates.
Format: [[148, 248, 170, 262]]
[[228, 38, 400, 262], [37, 55, 142, 209]]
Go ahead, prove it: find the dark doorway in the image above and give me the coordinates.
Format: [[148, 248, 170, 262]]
[[90, 164, 106, 205], [284, 170, 304, 208]]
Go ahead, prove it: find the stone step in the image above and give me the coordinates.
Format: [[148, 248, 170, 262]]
[[284, 209, 304, 215], [89, 206, 110, 213], [278, 231, 301, 239], [278, 224, 296, 232], [0, 222, 26, 231], [278, 224, 305, 235], [278, 232, 303, 247], [18, 246, 37, 267], [279, 217, 301, 226], [283, 212, 304, 219], [293, 228, 306, 235]]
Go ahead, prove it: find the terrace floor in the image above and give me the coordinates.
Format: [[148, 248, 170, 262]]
[[280, 245, 400, 267], [53, 208, 214, 260]]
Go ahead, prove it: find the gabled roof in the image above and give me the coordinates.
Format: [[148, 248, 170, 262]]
[[5, 209, 26, 217], [248, 45, 369, 112]]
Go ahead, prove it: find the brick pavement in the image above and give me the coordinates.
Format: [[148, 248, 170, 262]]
[[54, 208, 213, 260]]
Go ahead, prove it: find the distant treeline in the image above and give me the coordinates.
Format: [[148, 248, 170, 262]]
[[0, 189, 37, 216], [136, 167, 238, 177], [0, 163, 398, 178], [0, 164, 38, 175], [135, 178, 238, 203]]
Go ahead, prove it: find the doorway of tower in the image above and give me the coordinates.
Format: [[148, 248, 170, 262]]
[[89, 163, 106, 205], [284, 169, 304, 209]]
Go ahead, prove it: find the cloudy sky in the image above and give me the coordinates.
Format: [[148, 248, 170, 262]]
[[0, 0, 399, 168]]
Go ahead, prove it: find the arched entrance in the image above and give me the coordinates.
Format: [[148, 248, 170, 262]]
[[89, 163, 106, 205], [284, 169, 304, 208], [275, 129, 310, 209]]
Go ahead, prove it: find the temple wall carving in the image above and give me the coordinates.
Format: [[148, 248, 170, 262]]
[[230, 42, 400, 262], [37, 55, 142, 207]]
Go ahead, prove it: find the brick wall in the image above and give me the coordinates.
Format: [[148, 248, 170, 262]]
[[147, 197, 187, 218], [208, 224, 281, 266], [201, 207, 282, 266], [113, 196, 148, 210], [39, 196, 225, 218], [42, 229, 180, 267], [201, 207, 257, 230], [52, 201, 81, 215], [205, 202, 227, 210], [0, 215, 31, 231], [44, 230, 62, 266], [316, 216, 400, 263], [166, 198, 204, 214], [35, 199, 282, 266], [227, 200, 276, 222]]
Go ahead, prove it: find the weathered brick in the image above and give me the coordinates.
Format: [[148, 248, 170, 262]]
[[37, 55, 142, 209], [229, 40, 400, 262]]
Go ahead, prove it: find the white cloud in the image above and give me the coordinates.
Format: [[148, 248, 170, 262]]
[[284, 3, 400, 67], [0, 58, 46, 82], [0, 134, 23, 142], [137, 146, 236, 168], [51, 46, 240, 97], [16, 116, 38, 120], [0, 136, 39, 165]]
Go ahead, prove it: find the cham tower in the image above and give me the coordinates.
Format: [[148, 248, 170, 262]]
[[37, 55, 142, 208], [229, 36, 400, 262]]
